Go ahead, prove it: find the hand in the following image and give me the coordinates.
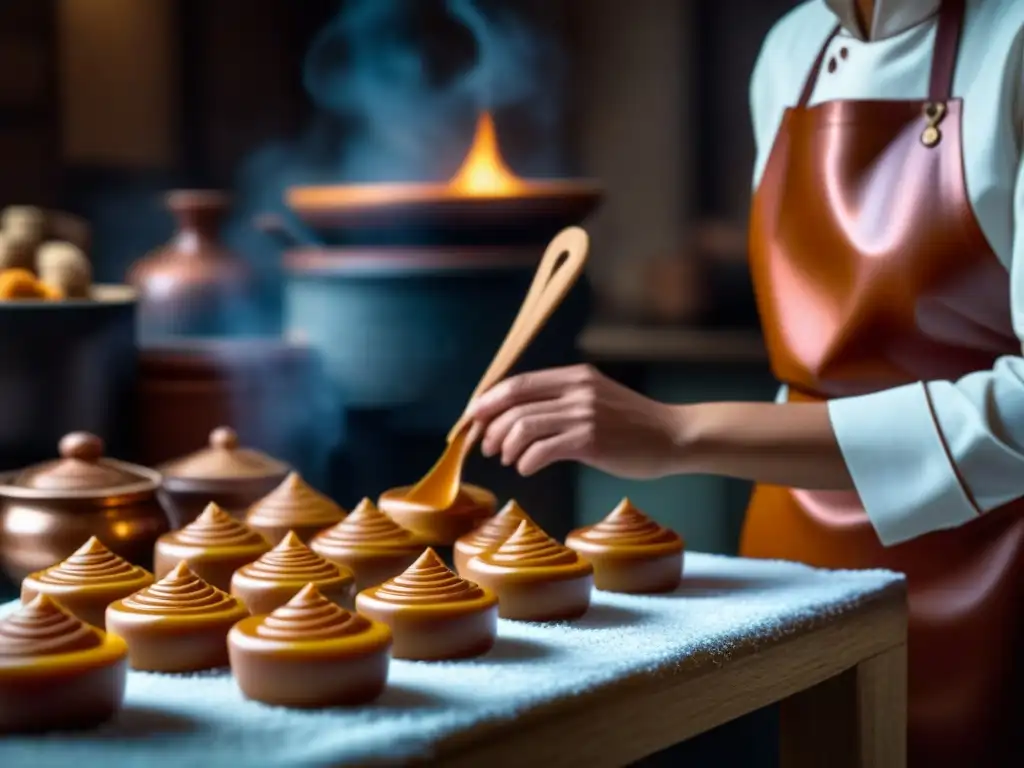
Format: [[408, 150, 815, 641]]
[[465, 364, 685, 479]]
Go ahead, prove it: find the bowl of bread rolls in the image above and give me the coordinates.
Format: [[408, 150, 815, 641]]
[[0, 205, 97, 301]]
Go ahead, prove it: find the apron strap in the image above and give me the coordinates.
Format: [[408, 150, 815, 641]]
[[930, 0, 965, 101], [796, 0, 967, 109]]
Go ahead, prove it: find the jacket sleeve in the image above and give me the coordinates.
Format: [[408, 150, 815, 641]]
[[828, 149, 1024, 546]]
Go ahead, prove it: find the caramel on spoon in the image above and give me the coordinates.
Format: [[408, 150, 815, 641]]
[[402, 226, 591, 509]]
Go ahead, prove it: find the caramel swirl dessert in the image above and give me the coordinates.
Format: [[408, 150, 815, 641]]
[[463, 519, 593, 621], [356, 548, 497, 660], [0, 594, 128, 733], [453, 499, 537, 576], [310, 498, 424, 590], [377, 483, 496, 546], [231, 530, 356, 615], [154, 502, 271, 591], [228, 583, 391, 707], [21, 536, 155, 629], [105, 561, 248, 672], [245, 471, 347, 545], [566, 498, 685, 594]]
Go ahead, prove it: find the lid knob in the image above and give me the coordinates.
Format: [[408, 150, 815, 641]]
[[58, 432, 104, 462], [209, 427, 239, 450]]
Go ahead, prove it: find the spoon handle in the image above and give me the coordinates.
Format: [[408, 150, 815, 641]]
[[447, 226, 590, 442]]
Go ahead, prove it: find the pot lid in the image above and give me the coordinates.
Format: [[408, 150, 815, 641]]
[[159, 427, 289, 481], [8, 432, 157, 494]]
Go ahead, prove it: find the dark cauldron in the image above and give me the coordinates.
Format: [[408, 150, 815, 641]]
[[0, 286, 138, 471]]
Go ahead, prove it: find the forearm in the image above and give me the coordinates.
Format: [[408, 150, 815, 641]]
[[671, 401, 855, 490]]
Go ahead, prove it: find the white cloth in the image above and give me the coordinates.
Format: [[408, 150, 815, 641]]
[[751, 0, 1024, 545], [0, 553, 902, 768]]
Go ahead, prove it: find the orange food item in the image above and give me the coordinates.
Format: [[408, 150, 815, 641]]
[[231, 530, 356, 615], [452, 499, 535, 575], [0, 594, 128, 733], [153, 502, 271, 590], [39, 281, 66, 300], [566, 498, 685, 594], [105, 561, 249, 672], [228, 583, 392, 707], [21, 536, 154, 628], [0, 268, 61, 300], [463, 519, 593, 621], [377, 483, 496, 545], [310, 498, 424, 590], [356, 548, 497, 660], [245, 472, 347, 545]]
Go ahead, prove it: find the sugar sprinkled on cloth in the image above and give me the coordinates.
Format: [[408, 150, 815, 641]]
[[0, 552, 903, 768]]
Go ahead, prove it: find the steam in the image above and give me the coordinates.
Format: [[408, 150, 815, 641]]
[[224, 0, 565, 261], [301, 0, 562, 182], [215, 0, 565, 489]]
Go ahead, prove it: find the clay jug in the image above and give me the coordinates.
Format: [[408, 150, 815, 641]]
[[128, 190, 256, 343]]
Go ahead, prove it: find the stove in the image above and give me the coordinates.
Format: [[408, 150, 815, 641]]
[[270, 112, 603, 538]]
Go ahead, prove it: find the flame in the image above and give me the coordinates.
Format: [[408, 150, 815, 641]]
[[448, 113, 526, 197]]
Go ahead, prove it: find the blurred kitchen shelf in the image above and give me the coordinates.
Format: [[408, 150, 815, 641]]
[[578, 323, 767, 363]]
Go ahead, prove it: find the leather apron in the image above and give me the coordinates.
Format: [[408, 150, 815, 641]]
[[740, 0, 1024, 765]]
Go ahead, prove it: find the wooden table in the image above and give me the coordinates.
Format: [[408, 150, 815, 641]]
[[0, 555, 907, 768], [433, 583, 908, 768]]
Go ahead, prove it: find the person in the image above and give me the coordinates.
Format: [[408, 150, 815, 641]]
[[464, 0, 1024, 765]]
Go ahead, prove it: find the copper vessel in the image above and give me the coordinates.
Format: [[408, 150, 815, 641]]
[[286, 179, 603, 244], [157, 426, 291, 528], [127, 190, 255, 341], [136, 337, 319, 468], [0, 432, 170, 582], [284, 113, 603, 247]]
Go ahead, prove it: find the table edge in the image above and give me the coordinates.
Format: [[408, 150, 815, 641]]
[[427, 581, 908, 768]]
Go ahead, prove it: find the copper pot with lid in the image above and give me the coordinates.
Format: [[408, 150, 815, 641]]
[[157, 426, 291, 528], [0, 432, 170, 582], [127, 190, 257, 342]]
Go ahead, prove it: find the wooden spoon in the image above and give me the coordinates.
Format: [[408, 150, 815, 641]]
[[401, 226, 590, 509]]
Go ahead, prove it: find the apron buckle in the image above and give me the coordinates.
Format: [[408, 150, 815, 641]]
[[921, 102, 947, 147]]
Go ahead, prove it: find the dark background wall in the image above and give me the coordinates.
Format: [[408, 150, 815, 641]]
[[0, 0, 797, 290]]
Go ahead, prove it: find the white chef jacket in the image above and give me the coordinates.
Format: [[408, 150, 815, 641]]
[[750, 0, 1024, 545]]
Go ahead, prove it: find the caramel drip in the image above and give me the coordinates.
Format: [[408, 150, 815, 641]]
[[484, 520, 579, 568], [0, 594, 101, 657], [120, 561, 238, 616], [462, 499, 532, 549], [172, 503, 267, 548], [35, 536, 147, 586], [255, 583, 369, 641], [372, 548, 486, 605], [407, 486, 485, 514], [237, 531, 342, 582], [316, 498, 418, 548], [249, 472, 345, 525], [579, 499, 682, 547]]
